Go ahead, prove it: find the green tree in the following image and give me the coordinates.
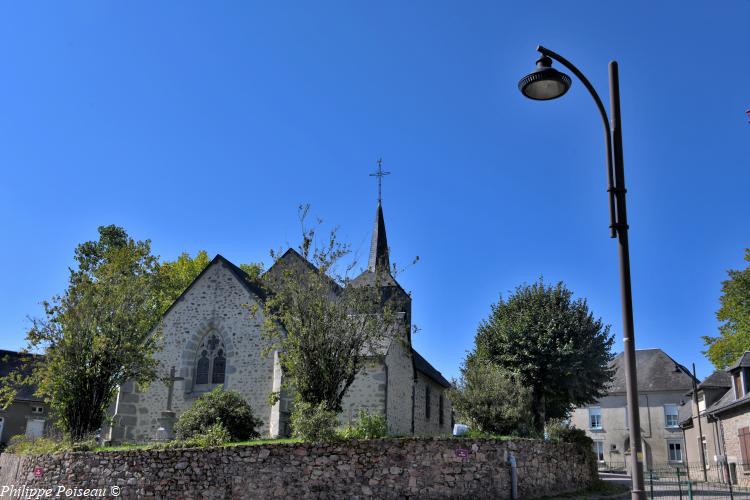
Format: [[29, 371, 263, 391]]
[[155, 250, 211, 314], [0, 225, 163, 441], [262, 205, 394, 413], [448, 356, 535, 436], [703, 249, 750, 369], [155, 251, 263, 313], [474, 279, 614, 432]]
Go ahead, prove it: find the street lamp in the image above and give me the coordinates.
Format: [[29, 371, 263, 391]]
[[518, 46, 645, 499]]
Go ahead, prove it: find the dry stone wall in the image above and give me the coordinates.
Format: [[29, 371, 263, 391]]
[[0, 438, 595, 499]]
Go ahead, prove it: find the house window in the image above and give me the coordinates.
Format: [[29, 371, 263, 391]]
[[439, 394, 444, 426], [667, 440, 683, 462], [701, 437, 709, 469], [194, 333, 226, 389], [31, 405, 44, 414], [664, 404, 679, 428], [738, 427, 750, 471], [425, 386, 431, 420], [589, 407, 602, 430], [593, 441, 605, 462]]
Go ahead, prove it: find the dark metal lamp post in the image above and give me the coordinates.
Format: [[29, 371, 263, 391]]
[[518, 46, 645, 499]]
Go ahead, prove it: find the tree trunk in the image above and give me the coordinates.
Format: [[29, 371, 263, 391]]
[[532, 389, 546, 434]]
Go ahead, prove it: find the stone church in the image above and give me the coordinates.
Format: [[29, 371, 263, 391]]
[[106, 200, 451, 442]]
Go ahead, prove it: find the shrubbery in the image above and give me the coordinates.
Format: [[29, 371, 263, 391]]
[[448, 358, 535, 437], [290, 401, 338, 442], [174, 388, 261, 442], [339, 409, 387, 439]]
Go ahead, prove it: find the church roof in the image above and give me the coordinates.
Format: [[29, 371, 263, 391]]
[[262, 248, 342, 295], [161, 254, 268, 318], [0, 349, 44, 402], [412, 349, 451, 388], [368, 202, 390, 273]]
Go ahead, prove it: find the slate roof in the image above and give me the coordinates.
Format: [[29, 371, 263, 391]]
[[367, 202, 390, 272], [698, 370, 732, 390], [728, 352, 750, 372], [706, 385, 749, 416], [0, 349, 43, 402], [607, 348, 696, 393], [412, 349, 451, 388], [678, 401, 694, 427]]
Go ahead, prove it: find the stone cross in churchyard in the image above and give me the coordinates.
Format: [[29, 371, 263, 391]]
[[155, 366, 184, 441], [165, 365, 184, 412]]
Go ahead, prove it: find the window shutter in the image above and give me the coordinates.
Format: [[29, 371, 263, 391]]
[[738, 427, 750, 471]]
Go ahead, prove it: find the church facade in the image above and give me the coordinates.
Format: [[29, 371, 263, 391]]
[[106, 202, 451, 442]]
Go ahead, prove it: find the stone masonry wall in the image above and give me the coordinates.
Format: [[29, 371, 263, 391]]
[[0, 438, 595, 499], [413, 371, 452, 436], [385, 334, 414, 436]]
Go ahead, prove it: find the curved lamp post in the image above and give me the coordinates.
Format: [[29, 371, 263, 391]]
[[519, 46, 645, 499]]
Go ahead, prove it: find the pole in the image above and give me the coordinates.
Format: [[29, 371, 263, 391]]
[[692, 363, 708, 481], [609, 61, 646, 499]]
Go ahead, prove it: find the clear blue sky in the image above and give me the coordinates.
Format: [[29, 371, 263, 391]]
[[1, 2, 748, 383]]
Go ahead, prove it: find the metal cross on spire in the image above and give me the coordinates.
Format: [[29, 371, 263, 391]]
[[369, 158, 391, 203]]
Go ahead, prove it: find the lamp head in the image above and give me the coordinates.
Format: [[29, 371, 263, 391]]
[[518, 55, 572, 100]]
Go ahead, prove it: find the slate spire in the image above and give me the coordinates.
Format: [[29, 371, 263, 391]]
[[367, 201, 390, 272]]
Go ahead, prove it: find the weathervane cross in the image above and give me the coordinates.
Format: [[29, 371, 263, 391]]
[[369, 158, 391, 203]]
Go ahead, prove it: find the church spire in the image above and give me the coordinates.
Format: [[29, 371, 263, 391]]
[[368, 159, 391, 272], [367, 201, 390, 272]]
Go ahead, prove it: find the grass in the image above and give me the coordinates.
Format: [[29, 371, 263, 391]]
[[539, 480, 629, 499]]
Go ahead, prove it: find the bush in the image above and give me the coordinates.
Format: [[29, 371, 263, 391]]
[[339, 409, 387, 439], [448, 357, 535, 437], [290, 401, 338, 442], [5, 435, 70, 455], [182, 423, 231, 448], [546, 420, 593, 448], [174, 388, 261, 441]]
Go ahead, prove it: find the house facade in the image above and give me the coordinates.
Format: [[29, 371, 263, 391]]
[[681, 352, 750, 486], [570, 348, 696, 472], [0, 350, 49, 446]]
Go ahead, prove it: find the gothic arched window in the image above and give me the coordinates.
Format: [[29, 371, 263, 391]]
[[196, 350, 210, 385], [194, 334, 226, 390], [212, 349, 226, 384]]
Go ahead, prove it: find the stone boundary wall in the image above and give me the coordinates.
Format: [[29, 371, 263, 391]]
[[0, 438, 596, 499]]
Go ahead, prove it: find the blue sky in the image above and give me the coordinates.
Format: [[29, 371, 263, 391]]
[[1, 2, 748, 383]]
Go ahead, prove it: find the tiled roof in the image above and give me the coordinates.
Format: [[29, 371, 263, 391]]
[[607, 349, 696, 393]]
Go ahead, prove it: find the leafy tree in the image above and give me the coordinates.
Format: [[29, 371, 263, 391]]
[[155, 251, 263, 313], [262, 205, 394, 413], [155, 250, 211, 314], [0, 225, 163, 441], [703, 249, 750, 369], [448, 356, 534, 436], [474, 279, 614, 432], [174, 387, 261, 441]]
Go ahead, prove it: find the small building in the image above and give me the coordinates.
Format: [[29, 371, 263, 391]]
[[570, 348, 696, 472], [0, 349, 48, 445], [681, 352, 750, 486]]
